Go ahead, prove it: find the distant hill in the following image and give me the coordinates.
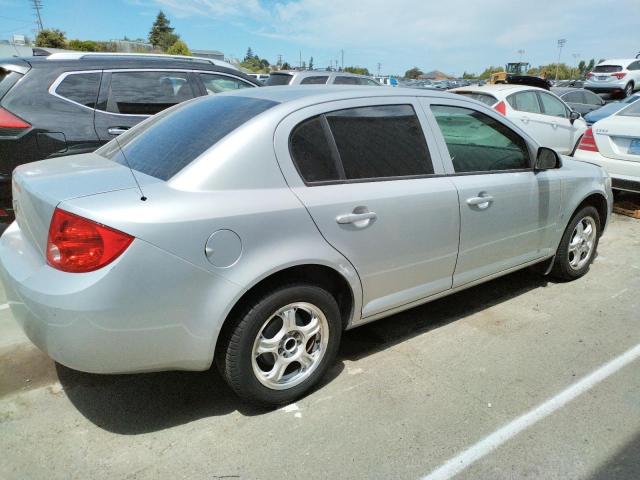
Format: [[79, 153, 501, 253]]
[[420, 70, 453, 80]]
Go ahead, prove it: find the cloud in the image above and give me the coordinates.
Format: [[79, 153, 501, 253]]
[[146, 0, 640, 73]]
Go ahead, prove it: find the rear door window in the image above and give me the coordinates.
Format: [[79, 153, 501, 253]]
[[97, 95, 278, 180], [431, 105, 530, 173], [508, 91, 542, 113], [326, 105, 434, 180], [199, 73, 253, 94], [300, 76, 329, 85], [55, 72, 101, 108], [334, 76, 360, 85], [104, 71, 196, 115], [289, 104, 434, 183], [538, 92, 568, 118], [265, 74, 293, 86]]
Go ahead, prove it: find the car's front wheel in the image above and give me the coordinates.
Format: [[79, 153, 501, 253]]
[[551, 206, 601, 280], [217, 284, 342, 406]]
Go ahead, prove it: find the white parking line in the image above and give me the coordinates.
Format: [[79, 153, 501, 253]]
[[422, 342, 640, 480], [0, 303, 9, 311]]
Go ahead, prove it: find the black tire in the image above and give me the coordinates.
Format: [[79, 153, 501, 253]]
[[216, 284, 342, 406], [623, 82, 634, 98], [551, 206, 601, 281]]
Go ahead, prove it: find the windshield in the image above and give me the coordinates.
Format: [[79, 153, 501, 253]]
[[97, 95, 278, 180], [593, 65, 623, 73]]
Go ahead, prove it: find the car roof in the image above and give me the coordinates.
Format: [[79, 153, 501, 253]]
[[451, 84, 545, 94], [596, 59, 636, 66], [220, 84, 461, 104]]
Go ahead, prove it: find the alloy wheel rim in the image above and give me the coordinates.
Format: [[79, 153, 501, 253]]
[[626, 84, 633, 96], [568, 216, 596, 271], [251, 302, 329, 390]]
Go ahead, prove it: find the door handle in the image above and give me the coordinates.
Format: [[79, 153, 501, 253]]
[[108, 127, 129, 136], [551, 121, 558, 129], [336, 211, 377, 225], [466, 195, 494, 208], [521, 116, 530, 124]]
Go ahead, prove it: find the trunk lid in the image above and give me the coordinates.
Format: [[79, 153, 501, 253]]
[[593, 116, 640, 163], [12, 153, 156, 255]]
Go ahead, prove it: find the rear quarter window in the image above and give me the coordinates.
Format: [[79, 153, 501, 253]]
[[454, 91, 498, 106], [97, 95, 278, 181], [54, 72, 101, 108], [0, 69, 23, 100]]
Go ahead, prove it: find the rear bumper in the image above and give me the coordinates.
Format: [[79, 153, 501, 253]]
[[573, 150, 640, 192], [584, 84, 626, 94], [0, 221, 243, 373]]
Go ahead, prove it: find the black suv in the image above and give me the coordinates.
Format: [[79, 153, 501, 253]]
[[0, 53, 260, 219]]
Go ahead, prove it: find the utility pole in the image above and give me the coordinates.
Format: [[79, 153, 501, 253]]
[[555, 38, 566, 81], [341, 49, 344, 70], [377, 62, 382, 76], [31, 0, 44, 32], [299, 50, 302, 70], [277, 54, 282, 67]]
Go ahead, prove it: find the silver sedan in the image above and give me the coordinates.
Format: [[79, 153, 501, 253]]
[[0, 86, 613, 405]]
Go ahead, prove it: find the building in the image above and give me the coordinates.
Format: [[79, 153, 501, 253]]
[[192, 49, 225, 61]]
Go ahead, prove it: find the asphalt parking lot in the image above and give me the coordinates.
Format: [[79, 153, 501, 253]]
[[1, 210, 639, 480]]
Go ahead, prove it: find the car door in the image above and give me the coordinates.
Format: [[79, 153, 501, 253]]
[[506, 90, 554, 147], [423, 100, 562, 287], [94, 70, 198, 143], [274, 98, 460, 319], [536, 91, 575, 154]]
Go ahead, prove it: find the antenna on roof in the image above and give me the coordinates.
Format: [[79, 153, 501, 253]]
[[113, 135, 147, 202]]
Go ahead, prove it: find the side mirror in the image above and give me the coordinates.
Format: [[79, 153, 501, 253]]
[[569, 110, 581, 124], [535, 147, 561, 170]]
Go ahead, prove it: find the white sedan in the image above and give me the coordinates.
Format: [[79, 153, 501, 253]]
[[452, 84, 587, 155], [573, 99, 640, 193]]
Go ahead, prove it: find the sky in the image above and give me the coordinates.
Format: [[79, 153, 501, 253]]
[[1, 0, 639, 76]]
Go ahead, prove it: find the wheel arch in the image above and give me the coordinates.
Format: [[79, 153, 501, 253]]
[[214, 263, 357, 360], [571, 191, 609, 233]]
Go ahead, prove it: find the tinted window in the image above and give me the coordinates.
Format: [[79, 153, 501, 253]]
[[584, 91, 604, 105], [105, 71, 196, 115], [199, 73, 252, 94], [593, 65, 623, 73], [326, 105, 434, 180], [290, 116, 340, 182], [265, 74, 293, 86], [508, 91, 541, 113], [363, 78, 381, 86], [97, 96, 278, 180], [538, 92, 567, 117], [300, 76, 329, 85], [454, 91, 498, 106], [56, 72, 100, 108], [562, 91, 584, 103], [431, 105, 529, 173]]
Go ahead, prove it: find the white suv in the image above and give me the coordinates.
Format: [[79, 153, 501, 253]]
[[585, 59, 640, 98]]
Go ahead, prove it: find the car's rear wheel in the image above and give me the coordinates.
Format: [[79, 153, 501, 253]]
[[217, 284, 342, 406], [624, 82, 634, 98], [551, 206, 601, 280]]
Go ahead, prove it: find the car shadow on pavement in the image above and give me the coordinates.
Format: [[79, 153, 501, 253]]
[[339, 267, 550, 362], [588, 431, 640, 480], [57, 267, 549, 435]]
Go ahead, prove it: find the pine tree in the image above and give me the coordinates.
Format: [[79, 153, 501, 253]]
[[245, 47, 254, 61], [149, 11, 174, 48], [308, 57, 314, 70]]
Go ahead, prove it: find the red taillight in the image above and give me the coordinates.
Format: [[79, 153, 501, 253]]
[[46, 208, 134, 273], [0, 107, 30, 129], [577, 128, 599, 153], [612, 72, 627, 79], [586, 72, 594, 79], [494, 101, 507, 115]]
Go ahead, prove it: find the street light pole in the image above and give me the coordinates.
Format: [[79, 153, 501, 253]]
[[555, 39, 566, 81]]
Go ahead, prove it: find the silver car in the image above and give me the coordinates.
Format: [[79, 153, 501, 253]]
[[0, 87, 612, 405], [265, 70, 381, 86]]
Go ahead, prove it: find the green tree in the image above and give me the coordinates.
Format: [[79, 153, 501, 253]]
[[244, 47, 255, 61], [308, 56, 314, 70], [281, 62, 291, 70], [479, 65, 504, 80], [462, 71, 476, 79], [35, 29, 67, 49], [404, 67, 423, 79], [149, 11, 175, 49], [166, 39, 191, 56], [577, 60, 586, 76], [345, 66, 370, 75]]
